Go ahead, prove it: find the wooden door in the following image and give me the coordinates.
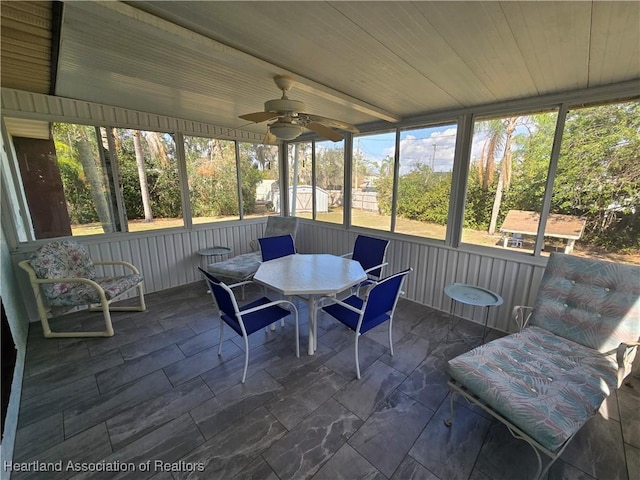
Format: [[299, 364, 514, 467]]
[[13, 137, 72, 238]]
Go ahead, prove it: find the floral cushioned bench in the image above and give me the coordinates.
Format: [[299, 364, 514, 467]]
[[446, 253, 640, 479]]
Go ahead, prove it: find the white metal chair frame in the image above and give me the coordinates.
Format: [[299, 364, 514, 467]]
[[202, 271, 299, 383], [19, 259, 146, 338], [320, 268, 411, 379]]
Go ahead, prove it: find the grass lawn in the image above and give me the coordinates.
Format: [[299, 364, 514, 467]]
[[72, 208, 639, 265]]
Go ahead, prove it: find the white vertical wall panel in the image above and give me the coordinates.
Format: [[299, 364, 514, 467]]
[[297, 221, 546, 333], [13, 218, 546, 332]]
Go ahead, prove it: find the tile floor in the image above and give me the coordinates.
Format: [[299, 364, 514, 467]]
[[10, 281, 639, 480]]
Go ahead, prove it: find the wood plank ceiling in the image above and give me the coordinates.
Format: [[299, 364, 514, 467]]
[[2, 1, 639, 138]]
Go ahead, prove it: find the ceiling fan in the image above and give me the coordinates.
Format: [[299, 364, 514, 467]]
[[240, 75, 359, 143]]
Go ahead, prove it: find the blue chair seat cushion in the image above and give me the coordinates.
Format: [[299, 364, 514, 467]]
[[322, 295, 390, 334], [447, 325, 619, 452], [221, 296, 291, 336], [47, 274, 144, 307]]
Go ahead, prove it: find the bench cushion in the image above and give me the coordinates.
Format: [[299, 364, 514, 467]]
[[207, 252, 261, 281], [447, 326, 619, 452], [530, 254, 640, 353]]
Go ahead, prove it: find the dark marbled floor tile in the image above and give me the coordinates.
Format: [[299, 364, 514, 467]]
[[265, 343, 335, 381], [311, 443, 385, 480], [624, 443, 639, 480], [119, 326, 195, 361], [618, 384, 640, 448], [176, 325, 235, 357], [324, 336, 387, 380], [378, 331, 435, 376], [163, 339, 244, 386], [265, 364, 348, 430], [21, 349, 123, 399], [191, 370, 283, 439], [333, 360, 406, 420], [69, 414, 205, 480], [18, 375, 100, 429], [407, 313, 450, 346], [390, 456, 440, 480], [409, 397, 491, 480], [397, 353, 451, 412], [549, 460, 596, 480], [559, 414, 628, 480], [263, 399, 363, 480], [474, 421, 548, 480], [23, 341, 90, 378], [96, 344, 185, 393], [200, 345, 282, 395], [11, 423, 112, 480], [86, 322, 166, 356], [64, 370, 173, 437], [231, 456, 279, 480], [13, 412, 64, 462], [173, 406, 286, 480], [106, 377, 214, 450], [316, 321, 356, 352], [349, 390, 432, 478]]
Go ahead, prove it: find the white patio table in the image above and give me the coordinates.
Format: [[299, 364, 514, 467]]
[[253, 254, 367, 355]]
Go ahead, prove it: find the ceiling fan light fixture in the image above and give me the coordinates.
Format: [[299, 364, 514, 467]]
[[269, 121, 303, 141]]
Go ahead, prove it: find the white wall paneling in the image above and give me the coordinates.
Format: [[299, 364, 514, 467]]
[[297, 220, 546, 333]]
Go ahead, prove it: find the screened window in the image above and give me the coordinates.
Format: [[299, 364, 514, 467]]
[[314, 140, 345, 224], [113, 128, 181, 231], [238, 142, 280, 218], [185, 136, 239, 224], [287, 142, 312, 216], [462, 111, 558, 251], [11, 122, 117, 238], [549, 101, 639, 259], [351, 131, 396, 231], [394, 125, 456, 240]]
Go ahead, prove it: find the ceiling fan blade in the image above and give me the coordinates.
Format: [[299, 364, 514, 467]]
[[239, 112, 280, 123], [305, 114, 359, 134], [306, 122, 344, 142]]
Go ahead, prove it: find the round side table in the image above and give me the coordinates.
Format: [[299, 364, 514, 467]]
[[197, 246, 232, 270], [444, 283, 503, 345]]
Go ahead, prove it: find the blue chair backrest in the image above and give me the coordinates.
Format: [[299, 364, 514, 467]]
[[352, 235, 389, 278], [362, 268, 411, 323], [259, 234, 296, 261], [198, 267, 238, 318]]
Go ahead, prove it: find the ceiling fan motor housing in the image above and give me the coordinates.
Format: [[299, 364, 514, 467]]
[[264, 98, 305, 114]]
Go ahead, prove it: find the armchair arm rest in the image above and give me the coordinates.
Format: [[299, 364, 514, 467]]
[[512, 305, 534, 331], [319, 296, 364, 315], [93, 260, 141, 275], [364, 261, 388, 275], [227, 280, 255, 290], [240, 299, 298, 316]]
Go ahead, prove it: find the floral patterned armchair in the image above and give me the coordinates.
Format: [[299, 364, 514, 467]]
[[19, 240, 146, 338]]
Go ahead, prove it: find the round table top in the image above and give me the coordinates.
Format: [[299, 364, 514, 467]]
[[444, 283, 503, 307], [197, 246, 232, 256]]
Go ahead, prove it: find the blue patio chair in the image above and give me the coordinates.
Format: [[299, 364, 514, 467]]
[[342, 234, 390, 293], [258, 234, 296, 262], [321, 268, 412, 379], [198, 267, 299, 383]]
